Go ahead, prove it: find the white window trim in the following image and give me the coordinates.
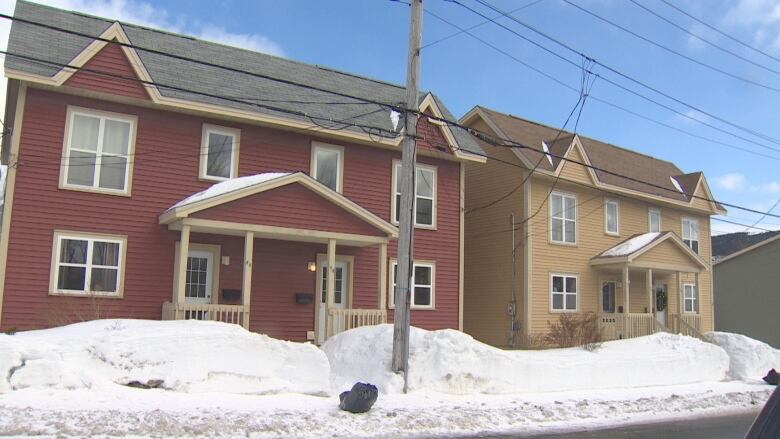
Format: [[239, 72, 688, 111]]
[[683, 283, 698, 314], [391, 160, 437, 230], [682, 216, 700, 254], [310, 142, 344, 193], [388, 259, 436, 310], [550, 273, 579, 313], [59, 106, 137, 197], [649, 208, 662, 233], [549, 191, 577, 245], [605, 199, 620, 236], [49, 230, 127, 298], [199, 124, 240, 182]]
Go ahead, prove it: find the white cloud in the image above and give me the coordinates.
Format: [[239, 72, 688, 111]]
[[722, 0, 780, 51], [675, 109, 713, 125], [196, 25, 284, 57], [751, 181, 780, 193], [714, 172, 746, 191]]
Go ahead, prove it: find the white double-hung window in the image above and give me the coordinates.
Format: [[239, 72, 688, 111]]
[[200, 124, 240, 181], [62, 108, 135, 194], [551, 192, 576, 244], [51, 231, 126, 296], [392, 162, 436, 228], [649, 208, 662, 233], [683, 284, 698, 313], [605, 199, 619, 235], [551, 274, 577, 311], [682, 217, 700, 253], [311, 143, 343, 192], [389, 260, 435, 309]]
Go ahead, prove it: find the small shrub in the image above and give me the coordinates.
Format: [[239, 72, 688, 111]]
[[546, 312, 603, 351]]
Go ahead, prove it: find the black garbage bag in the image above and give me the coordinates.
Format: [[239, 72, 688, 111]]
[[763, 368, 779, 385], [339, 382, 378, 413]]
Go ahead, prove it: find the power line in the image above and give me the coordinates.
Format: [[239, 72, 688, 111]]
[[744, 198, 780, 232], [563, 0, 780, 88], [421, 7, 780, 163], [456, 0, 780, 149], [656, 0, 780, 66], [4, 41, 780, 220]]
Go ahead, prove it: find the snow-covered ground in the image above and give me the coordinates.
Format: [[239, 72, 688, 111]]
[[0, 320, 776, 438]]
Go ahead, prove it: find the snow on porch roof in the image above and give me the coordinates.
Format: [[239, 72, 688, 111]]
[[169, 173, 292, 210], [598, 232, 663, 258]]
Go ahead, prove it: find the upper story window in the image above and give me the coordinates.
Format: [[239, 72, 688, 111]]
[[61, 107, 136, 195], [649, 208, 662, 233], [389, 260, 435, 309], [200, 124, 240, 181], [392, 162, 437, 229], [550, 192, 576, 244], [311, 142, 343, 192], [51, 231, 126, 297], [605, 199, 619, 235], [682, 217, 700, 254]]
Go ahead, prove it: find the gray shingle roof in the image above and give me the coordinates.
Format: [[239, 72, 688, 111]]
[[6, 0, 483, 156]]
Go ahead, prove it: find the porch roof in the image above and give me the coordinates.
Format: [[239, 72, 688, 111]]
[[590, 231, 707, 272], [159, 172, 398, 246]]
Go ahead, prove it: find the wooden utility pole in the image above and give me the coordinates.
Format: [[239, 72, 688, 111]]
[[391, 0, 423, 389]]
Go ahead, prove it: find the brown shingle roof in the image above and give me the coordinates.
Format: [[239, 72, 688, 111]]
[[476, 106, 704, 204]]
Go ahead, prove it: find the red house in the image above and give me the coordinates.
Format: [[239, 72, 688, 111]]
[[0, 1, 484, 342]]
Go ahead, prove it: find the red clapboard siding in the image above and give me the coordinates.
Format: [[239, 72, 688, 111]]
[[1, 87, 461, 337], [191, 183, 386, 237], [416, 111, 453, 155], [64, 42, 151, 101]]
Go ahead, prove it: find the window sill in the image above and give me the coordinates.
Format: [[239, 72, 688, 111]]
[[549, 240, 577, 247], [550, 309, 579, 314], [59, 184, 131, 198], [605, 231, 620, 237], [49, 291, 123, 299], [199, 175, 233, 183], [387, 305, 436, 311]]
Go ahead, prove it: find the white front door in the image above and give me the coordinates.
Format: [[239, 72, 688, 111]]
[[185, 250, 214, 306], [654, 283, 668, 327], [318, 260, 348, 343]]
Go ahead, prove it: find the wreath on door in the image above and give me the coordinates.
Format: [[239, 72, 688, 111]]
[[655, 287, 667, 312]]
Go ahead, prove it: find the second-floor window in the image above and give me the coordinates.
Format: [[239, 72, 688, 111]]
[[551, 192, 576, 244], [605, 199, 619, 235], [682, 217, 700, 253], [311, 143, 343, 192], [62, 108, 135, 194], [200, 125, 239, 181], [649, 208, 661, 233], [392, 162, 437, 228]]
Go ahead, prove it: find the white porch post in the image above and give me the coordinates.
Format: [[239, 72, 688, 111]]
[[242, 231, 254, 330], [326, 238, 336, 337], [175, 224, 191, 320], [379, 243, 387, 311], [622, 266, 630, 314], [646, 269, 653, 314], [694, 271, 700, 315]]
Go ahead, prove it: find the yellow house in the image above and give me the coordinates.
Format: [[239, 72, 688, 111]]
[[461, 106, 726, 348]]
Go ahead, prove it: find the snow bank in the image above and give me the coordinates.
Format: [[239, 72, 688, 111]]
[[707, 332, 780, 381], [0, 319, 329, 395], [322, 325, 729, 394]]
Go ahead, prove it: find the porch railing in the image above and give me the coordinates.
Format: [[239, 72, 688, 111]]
[[599, 313, 657, 340], [672, 314, 708, 342], [162, 301, 249, 329], [327, 308, 387, 338]]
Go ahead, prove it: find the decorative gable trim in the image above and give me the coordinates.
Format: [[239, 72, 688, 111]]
[[591, 231, 708, 269], [419, 94, 485, 163]]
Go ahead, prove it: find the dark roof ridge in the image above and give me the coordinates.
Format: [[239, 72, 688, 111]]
[[477, 105, 684, 174], [17, 0, 416, 95]]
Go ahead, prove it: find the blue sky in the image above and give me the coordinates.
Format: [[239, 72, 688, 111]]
[[2, 0, 780, 235]]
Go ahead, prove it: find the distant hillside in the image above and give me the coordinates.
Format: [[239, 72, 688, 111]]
[[712, 230, 780, 260]]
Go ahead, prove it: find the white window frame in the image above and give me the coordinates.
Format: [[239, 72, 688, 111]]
[[60, 106, 137, 196], [310, 142, 344, 193], [199, 124, 240, 181], [550, 191, 577, 245], [550, 273, 578, 312], [388, 259, 435, 310], [649, 208, 662, 233], [49, 230, 127, 297], [682, 217, 700, 254], [605, 199, 620, 236], [683, 283, 698, 314], [391, 160, 437, 229]]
